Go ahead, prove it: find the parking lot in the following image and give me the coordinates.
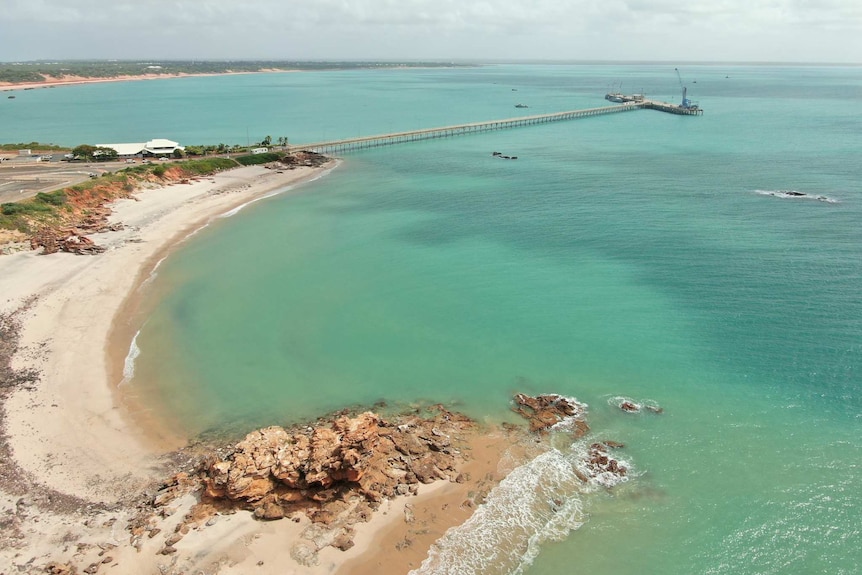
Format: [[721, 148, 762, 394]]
[[0, 156, 131, 205]]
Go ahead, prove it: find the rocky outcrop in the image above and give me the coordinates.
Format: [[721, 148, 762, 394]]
[[279, 150, 328, 168], [126, 394, 633, 566], [586, 441, 627, 478], [512, 395, 630, 486], [30, 228, 106, 255], [201, 407, 472, 524], [611, 396, 664, 415], [511, 393, 589, 435]]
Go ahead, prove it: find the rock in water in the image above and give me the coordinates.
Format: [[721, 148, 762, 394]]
[[511, 393, 588, 434]]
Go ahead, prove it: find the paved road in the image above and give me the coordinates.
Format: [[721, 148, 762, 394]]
[[0, 158, 132, 205]]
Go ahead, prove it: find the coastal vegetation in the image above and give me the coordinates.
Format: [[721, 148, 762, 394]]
[[0, 60, 465, 84], [71, 144, 118, 162], [0, 158, 240, 234], [0, 142, 68, 152], [235, 152, 282, 166], [0, 152, 326, 254]]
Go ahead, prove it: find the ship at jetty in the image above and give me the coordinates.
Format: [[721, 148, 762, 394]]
[[603, 69, 702, 115], [605, 92, 644, 103]]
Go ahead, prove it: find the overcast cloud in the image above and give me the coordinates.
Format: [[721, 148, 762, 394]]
[[1, 0, 859, 62]]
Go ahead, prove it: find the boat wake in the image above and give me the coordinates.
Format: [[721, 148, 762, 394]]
[[754, 189, 838, 204]]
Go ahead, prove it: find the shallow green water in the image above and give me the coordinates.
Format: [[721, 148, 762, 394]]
[[8, 64, 861, 574]]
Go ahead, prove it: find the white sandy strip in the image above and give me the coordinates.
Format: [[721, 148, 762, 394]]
[[0, 164, 332, 503], [0, 70, 296, 92]]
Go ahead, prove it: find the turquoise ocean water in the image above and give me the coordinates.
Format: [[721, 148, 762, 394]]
[[3, 64, 861, 574]]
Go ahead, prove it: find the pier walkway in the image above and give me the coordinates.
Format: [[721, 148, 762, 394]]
[[289, 99, 697, 155]]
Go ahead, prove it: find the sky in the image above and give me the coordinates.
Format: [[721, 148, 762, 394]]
[[0, 0, 860, 63]]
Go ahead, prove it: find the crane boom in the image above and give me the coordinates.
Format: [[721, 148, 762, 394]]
[[674, 67, 692, 109]]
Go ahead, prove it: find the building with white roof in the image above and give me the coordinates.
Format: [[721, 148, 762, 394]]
[[97, 139, 184, 158]]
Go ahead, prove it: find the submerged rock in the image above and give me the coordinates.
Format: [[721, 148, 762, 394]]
[[610, 396, 664, 415]]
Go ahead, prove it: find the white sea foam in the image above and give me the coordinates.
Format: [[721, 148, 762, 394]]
[[410, 444, 620, 575], [138, 255, 168, 289], [607, 395, 663, 414], [572, 440, 633, 489], [119, 329, 141, 386], [754, 189, 838, 204]]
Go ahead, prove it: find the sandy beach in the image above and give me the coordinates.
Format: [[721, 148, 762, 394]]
[[0, 70, 293, 92], [0, 160, 527, 574], [0, 163, 333, 498], [0, 163, 343, 572]]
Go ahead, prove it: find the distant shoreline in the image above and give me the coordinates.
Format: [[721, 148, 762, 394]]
[[0, 69, 296, 91]]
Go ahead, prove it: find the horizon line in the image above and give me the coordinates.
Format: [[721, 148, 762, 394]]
[[1, 58, 860, 67]]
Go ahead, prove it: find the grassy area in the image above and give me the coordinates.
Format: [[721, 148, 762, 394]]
[[174, 157, 239, 174], [234, 152, 282, 166], [1, 190, 67, 232], [0, 142, 69, 152]]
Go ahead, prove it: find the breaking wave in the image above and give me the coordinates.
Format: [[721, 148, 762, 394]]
[[754, 189, 838, 203], [119, 329, 141, 386], [410, 442, 631, 575], [139, 255, 168, 289]]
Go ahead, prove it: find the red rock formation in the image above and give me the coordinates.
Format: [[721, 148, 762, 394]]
[[620, 401, 640, 413], [30, 228, 106, 255], [511, 393, 589, 435], [201, 408, 472, 524]]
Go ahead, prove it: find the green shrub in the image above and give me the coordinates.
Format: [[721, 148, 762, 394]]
[[152, 165, 167, 177], [1, 201, 51, 216], [35, 190, 66, 206], [179, 158, 238, 175], [235, 153, 281, 166], [1, 203, 25, 216]]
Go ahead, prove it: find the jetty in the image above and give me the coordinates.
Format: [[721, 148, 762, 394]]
[[289, 98, 700, 155]]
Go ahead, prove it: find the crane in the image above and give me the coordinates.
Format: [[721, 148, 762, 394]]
[[675, 67, 693, 109]]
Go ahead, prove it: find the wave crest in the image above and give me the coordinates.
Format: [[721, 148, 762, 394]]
[[410, 440, 632, 575]]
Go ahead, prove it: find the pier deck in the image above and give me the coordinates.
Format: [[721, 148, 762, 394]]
[[289, 99, 699, 155]]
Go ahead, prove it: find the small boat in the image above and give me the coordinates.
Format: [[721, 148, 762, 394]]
[[515, 103, 528, 108], [605, 93, 625, 103], [7, 95, 15, 99], [492, 151, 518, 160]]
